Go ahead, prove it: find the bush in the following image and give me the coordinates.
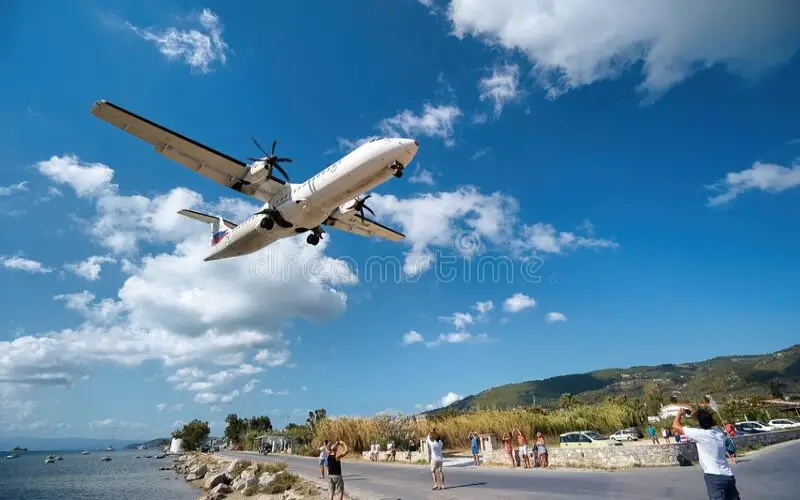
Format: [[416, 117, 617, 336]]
[[228, 459, 251, 479], [257, 461, 288, 475], [263, 472, 300, 494]]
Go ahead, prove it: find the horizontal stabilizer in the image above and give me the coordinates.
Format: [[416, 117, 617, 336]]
[[177, 209, 237, 229]]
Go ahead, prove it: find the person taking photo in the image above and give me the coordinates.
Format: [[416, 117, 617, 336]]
[[672, 407, 740, 500]]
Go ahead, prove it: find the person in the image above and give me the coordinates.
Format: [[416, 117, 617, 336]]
[[514, 428, 531, 469], [647, 424, 659, 444], [673, 407, 740, 500], [724, 432, 737, 465], [318, 440, 330, 479], [502, 432, 515, 468], [535, 432, 548, 468], [406, 437, 417, 460], [326, 440, 349, 500], [386, 440, 396, 461], [468, 431, 480, 466], [427, 432, 445, 490], [662, 427, 669, 443]]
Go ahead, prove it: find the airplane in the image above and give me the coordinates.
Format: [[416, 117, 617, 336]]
[[90, 100, 418, 261]]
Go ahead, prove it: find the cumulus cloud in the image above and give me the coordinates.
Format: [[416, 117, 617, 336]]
[[409, 167, 436, 186], [379, 104, 463, 147], [706, 161, 800, 206], [0, 154, 357, 404], [402, 330, 424, 345], [89, 418, 147, 430], [64, 255, 117, 281], [156, 403, 183, 412], [415, 391, 463, 411], [262, 388, 290, 396], [0, 181, 28, 196], [513, 223, 619, 255], [503, 293, 536, 313], [545, 312, 567, 324], [126, 8, 230, 74], [444, 0, 800, 99], [0, 255, 52, 274], [472, 300, 494, 319]]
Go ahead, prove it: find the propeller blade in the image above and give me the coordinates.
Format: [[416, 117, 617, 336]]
[[272, 163, 290, 182], [274, 157, 293, 163], [363, 205, 375, 216], [271, 140, 277, 156], [362, 194, 372, 202], [252, 137, 268, 156]]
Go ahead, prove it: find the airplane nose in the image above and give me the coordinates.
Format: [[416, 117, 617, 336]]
[[398, 138, 418, 154]]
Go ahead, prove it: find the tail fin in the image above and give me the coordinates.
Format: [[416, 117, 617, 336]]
[[177, 209, 238, 247]]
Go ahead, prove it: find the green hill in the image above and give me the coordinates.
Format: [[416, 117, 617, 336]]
[[432, 344, 800, 413]]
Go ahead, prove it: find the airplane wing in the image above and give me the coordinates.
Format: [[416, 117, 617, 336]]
[[323, 212, 405, 242], [90, 100, 286, 199]]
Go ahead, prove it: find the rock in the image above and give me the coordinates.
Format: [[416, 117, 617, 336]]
[[205, 483, 233, 500], [258, 473, 274, 487], [224, 459, 243, 476], [203, 471, 230, 490], [282, 491, 303, 500], [189, 463, 209, 478], [231, 475, 258, 491]]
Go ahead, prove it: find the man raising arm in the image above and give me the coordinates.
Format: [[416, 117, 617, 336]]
[[326, 440, 349, 500], [673, 407, 740, 500]]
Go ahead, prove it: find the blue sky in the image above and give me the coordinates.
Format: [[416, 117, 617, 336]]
[[1, 0, 799, 439]]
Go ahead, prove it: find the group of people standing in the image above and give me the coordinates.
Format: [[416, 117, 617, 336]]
[[495, 428, 549, 469]]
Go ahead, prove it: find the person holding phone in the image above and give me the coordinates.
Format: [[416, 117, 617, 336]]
[[672, 407, 740, 500], [326, 440, 349, 500]]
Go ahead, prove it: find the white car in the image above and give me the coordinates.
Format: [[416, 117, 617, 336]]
[[767, 419, 800, 430], [735, 421, 774, 432], [610, 430, 639, 441]]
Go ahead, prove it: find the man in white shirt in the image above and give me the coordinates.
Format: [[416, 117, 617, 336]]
[[673, 407, 740, 500], [427, 433, 445, 491]]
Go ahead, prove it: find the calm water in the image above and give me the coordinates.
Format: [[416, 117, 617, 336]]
[[0, 450, 198, 500]]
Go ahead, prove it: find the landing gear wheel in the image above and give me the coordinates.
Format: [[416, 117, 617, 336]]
[[394, 170, 404, 178], [260, 217, 274, 230], [306, 234, 320, 246]]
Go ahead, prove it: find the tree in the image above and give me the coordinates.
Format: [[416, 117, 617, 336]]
[[307, 408, 327, 430], [173, 419, 210, 451], [643, 381, 664, 416], [225, 413, 246, 445], [249, 415, 273, 433], [768, 379, 785, 399], [559, 393, 576, 410]]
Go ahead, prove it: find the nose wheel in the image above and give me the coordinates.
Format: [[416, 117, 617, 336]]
[[390, 161, 405, 178], [306, 226, 325, 246], [260, 216, 275, 230]]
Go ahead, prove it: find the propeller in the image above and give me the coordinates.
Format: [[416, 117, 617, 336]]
[[246, 137, 293, 182], [352, 194, 375, 219]]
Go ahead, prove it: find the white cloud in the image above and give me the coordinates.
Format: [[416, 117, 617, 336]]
[[334, 136, 381, 154], [472, 300, 494, 319], [89, 418, 147, 431], [242, 379, 258, 393], [0, 255, 52, 274], [0, 181, 28, 196], [415, 391, 463, 411], [262, 388, 290, 396], [156, 403, 183, 412], [706, 161, 800, 206], [409, 167, 436, 186], [439, 312, 474, 330], [445, 0, 800, 99], [0, 154, 357, 404], [513, 223, 619, 255], [478, 64, 521, 117], [503, 293, 536, 313], [64, 255, 117, 281], [379, 104, 463, 147], [126, 8, 230, 74], [402, 330, 424, 345], [545, 312, 567, 324]]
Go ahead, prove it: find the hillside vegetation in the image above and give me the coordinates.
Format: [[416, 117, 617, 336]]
[[433, 344, 800, 413]]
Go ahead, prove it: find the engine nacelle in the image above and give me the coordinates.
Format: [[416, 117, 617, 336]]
[[246, 161, 272, 185], [338, 198, 358, 215]]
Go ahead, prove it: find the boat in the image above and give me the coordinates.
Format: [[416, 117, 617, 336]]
[[45, 456, 56, 464], [81, 450, 90, 455], [100, 456, 112, 461], [104, 445, 113, 451], [6, 454, 20, 459], [56, 455, 64, 460]]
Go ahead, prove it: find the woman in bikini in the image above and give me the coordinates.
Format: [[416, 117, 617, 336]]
[[535, 432, 548, 468], [502, 431, 515, 468]]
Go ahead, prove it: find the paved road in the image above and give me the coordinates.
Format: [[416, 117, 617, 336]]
[[223, 440, 799, 499]]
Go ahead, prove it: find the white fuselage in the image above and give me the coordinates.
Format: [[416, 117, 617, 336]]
[[205, 137, 418, 261]]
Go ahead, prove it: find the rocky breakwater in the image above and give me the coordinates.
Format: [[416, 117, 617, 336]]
[[172, 453, 325, 500]]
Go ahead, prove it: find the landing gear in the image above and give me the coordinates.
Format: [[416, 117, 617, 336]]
[[390, 160, 405, 178], [306, 226, 325, 246], [260, 217, 274, 230]]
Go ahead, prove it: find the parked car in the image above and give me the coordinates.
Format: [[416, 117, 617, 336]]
[[624, 427, 644, 439], [610, 429, 640, 441], [560, 431, 623, 447], [767, 418, 800, 430], [734, 421, 773, 433]]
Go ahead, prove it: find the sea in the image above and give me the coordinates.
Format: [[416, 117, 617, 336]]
[[0, 450, 198, 500]]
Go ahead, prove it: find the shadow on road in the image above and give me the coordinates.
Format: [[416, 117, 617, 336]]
[[444, 481, 488, 490]]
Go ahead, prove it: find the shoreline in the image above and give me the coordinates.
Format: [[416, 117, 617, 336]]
[[170, 452, 327, 500]]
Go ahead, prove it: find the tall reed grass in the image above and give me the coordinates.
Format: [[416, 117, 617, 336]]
[[312, 402, 643, 452]]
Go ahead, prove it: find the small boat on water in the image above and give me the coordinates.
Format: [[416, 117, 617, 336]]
[[100, 456, 112, 461], [45, 456, 56, 464], [81, 450, 90, 455], [104, 445, 113, 451], [6, 454, 20, 459], [56, 455, 64, 460]]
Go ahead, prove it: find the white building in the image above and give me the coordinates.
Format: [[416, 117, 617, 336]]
[[169, 438, 184, 454]]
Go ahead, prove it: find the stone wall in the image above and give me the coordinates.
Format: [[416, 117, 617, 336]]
[[476, 429, 800, 469]]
